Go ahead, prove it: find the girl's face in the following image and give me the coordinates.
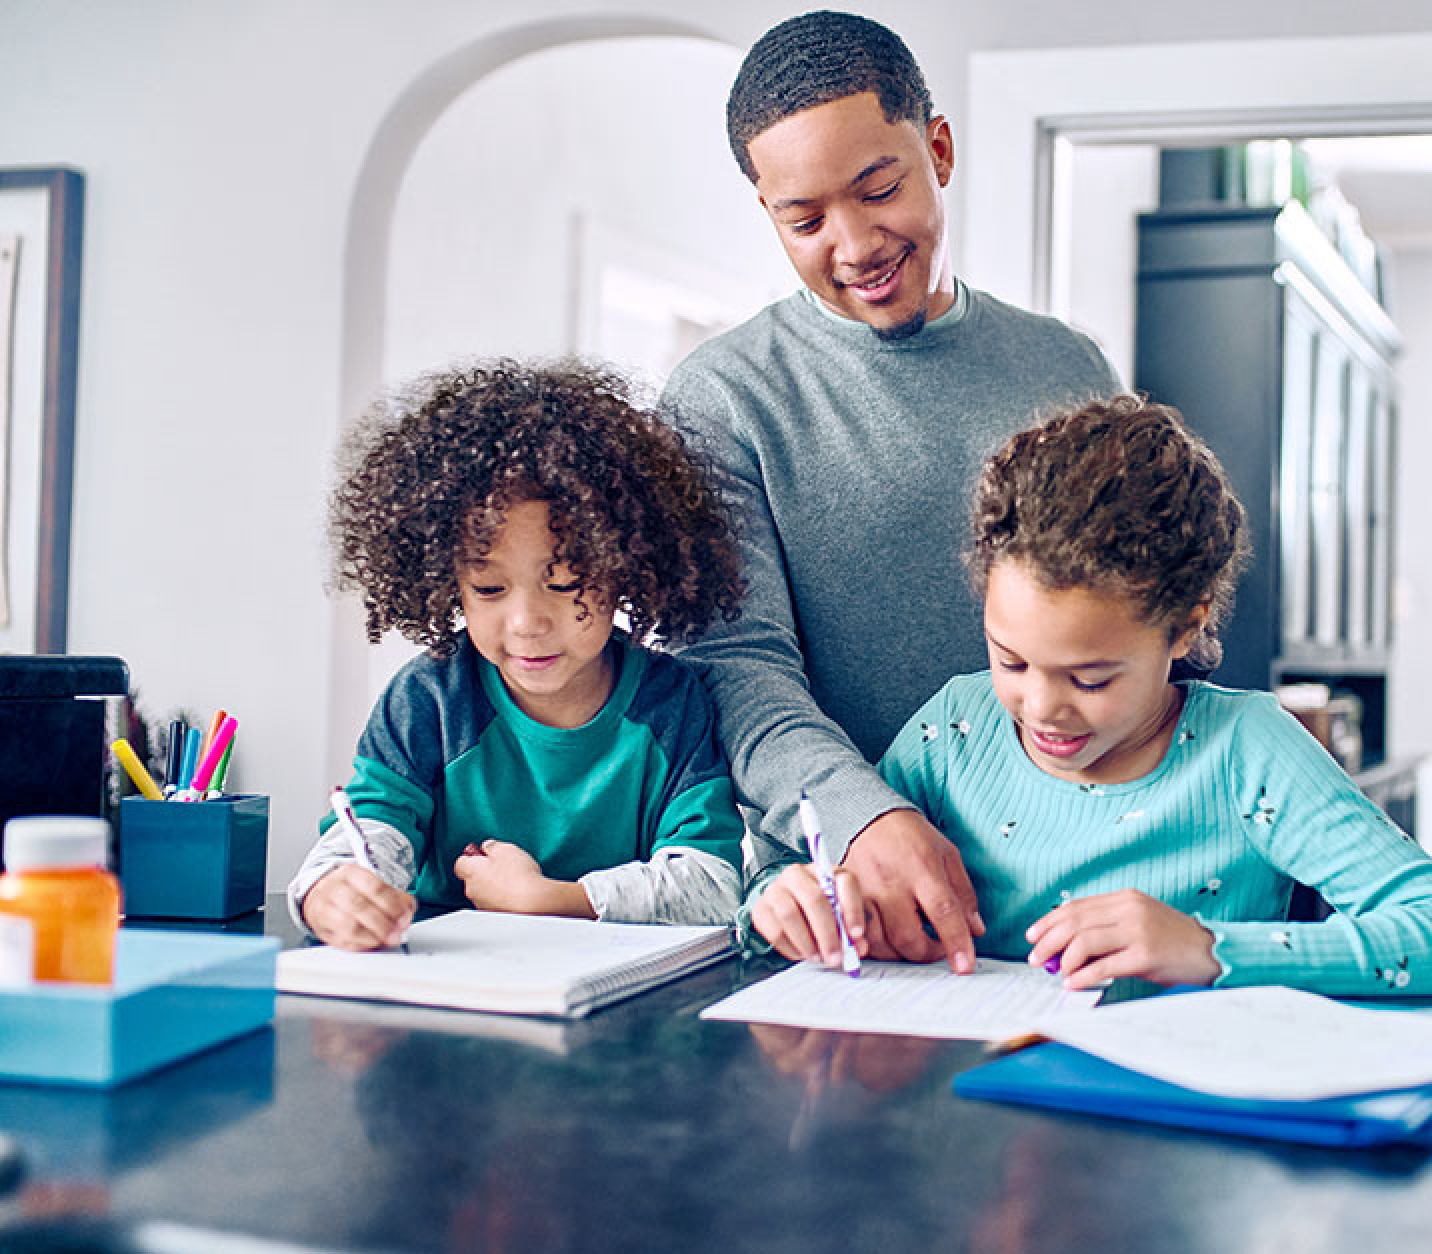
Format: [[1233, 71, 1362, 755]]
[[983, 559, 1202, 786], [458, 500, 615, 728]]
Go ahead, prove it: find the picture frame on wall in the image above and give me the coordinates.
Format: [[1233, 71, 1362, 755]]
[[0, 167, 84, 654]]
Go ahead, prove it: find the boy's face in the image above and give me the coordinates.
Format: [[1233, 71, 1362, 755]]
[[458, 499, 615, 729], [983, 560, 1200, 787], [747, 91, 955, 340]]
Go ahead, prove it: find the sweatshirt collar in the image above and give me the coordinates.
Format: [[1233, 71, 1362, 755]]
[[799, 277, 969, 331]]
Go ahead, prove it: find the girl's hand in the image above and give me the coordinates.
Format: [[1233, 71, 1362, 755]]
[[750, 863, 869, 968], [454, 840, 595, 918], [302, 863, 414, 951], [1024, 889, 1220, 989]]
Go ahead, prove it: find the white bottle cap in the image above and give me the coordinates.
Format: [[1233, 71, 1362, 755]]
[[2, 816, 112, 873]]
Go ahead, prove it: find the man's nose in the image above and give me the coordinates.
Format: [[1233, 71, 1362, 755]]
[[828, 205, 880, 269]]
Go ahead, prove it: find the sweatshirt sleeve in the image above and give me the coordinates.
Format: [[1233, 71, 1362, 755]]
[[286, 814, 416, 937], [1207, 694, 1432, 995], [578, 657, 745, 925], [664, 361, 916, 868], [580, 849, 741, 925], [284, 663, 443, 929]]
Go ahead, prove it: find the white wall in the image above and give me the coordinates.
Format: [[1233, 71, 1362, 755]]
[[385, 37, 787, 381]]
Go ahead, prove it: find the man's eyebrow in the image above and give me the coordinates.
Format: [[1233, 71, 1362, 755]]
[[768, 155, 901, 214]]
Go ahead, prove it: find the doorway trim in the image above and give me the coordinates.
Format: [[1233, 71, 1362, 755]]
[[962, 32, 1432, 313]]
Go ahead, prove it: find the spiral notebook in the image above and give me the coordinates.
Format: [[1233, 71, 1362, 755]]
[[276, 910, 735, 1018]]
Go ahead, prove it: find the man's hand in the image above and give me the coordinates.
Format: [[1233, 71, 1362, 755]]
[[842, 809, 983, 970], [1024, 889, 1220, 989], [301, 864, 414, 951]]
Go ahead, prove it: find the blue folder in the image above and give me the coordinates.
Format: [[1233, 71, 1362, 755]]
[[954, 1041, 1432, 1148]]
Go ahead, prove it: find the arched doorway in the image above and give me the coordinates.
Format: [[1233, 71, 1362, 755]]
[[322, 19, 787, 789]]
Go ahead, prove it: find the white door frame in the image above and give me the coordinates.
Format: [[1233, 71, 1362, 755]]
[[963, 33, 1432, 314]]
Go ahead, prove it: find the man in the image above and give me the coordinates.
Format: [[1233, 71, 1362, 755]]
[[667, 11, 1118, 968]]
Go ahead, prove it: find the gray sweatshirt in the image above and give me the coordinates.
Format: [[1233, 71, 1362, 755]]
[[664, 284, 1119, 872]]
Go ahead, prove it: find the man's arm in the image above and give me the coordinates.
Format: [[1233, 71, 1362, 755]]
[[666, 362, 979, 964], [667, 362, 901, 855]]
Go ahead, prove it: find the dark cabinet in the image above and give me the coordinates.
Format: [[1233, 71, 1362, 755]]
[[1135, 201, 1402, 767]]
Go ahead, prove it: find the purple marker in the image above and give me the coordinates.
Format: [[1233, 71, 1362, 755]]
[[1043, 953, 1062, 975], [799, 790, 860, 977]]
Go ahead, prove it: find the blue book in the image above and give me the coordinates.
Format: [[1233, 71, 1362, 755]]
[[955, 1041, 1432, 1148]]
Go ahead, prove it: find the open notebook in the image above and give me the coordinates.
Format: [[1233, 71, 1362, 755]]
[[276, 910, 736, 1019]]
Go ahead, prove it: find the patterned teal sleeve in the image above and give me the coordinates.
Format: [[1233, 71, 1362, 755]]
[[1207, 694, 1432, 995], [736, 861, 789, 955], [876, 683, 955, 825]]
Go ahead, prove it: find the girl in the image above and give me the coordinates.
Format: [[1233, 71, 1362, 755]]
[[290, 360, 747, 951], [753, 394, 1432, 995]]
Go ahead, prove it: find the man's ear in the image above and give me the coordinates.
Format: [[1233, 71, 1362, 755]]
[[927, 115, 955, 188]]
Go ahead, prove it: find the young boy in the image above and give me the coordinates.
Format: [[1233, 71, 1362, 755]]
[[289, 360, 747, 950]]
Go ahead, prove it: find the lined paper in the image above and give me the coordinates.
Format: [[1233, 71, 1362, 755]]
[[1030, 985, 1432, 1100], [700, 957, 1100, 1041]]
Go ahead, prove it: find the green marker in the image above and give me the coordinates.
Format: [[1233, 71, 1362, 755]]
[[207, 736, 236, 797]]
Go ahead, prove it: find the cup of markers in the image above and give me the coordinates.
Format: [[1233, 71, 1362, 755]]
[[111, 710, 238, 803], [111, 710, 269, 919]]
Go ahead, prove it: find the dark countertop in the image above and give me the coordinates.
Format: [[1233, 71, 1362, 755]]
[[1, 904, 1430, 1254]]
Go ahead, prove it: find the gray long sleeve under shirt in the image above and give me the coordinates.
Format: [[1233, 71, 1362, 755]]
[[664, 284, 1119, 872]]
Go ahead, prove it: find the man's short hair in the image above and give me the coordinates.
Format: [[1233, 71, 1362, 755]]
[[727, 10, 933, 183]]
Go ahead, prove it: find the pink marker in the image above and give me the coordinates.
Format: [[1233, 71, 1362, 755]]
[[184, 715, 237, 800]]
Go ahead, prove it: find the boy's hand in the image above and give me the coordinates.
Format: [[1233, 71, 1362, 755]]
[[302, 864, 414, 951], [750, 862, 869, 968], [454, 840, 595, 918], [1025, 888, 1220, 989], [842, 810, 984, 972]]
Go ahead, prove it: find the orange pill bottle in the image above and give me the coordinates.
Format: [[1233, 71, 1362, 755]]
[[0, 816, 121, 985]]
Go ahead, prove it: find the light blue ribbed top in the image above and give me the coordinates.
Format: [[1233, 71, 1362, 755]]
[[879, 672, 1432, 995]]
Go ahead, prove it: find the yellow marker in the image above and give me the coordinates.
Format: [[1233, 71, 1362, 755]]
[[110, 738, 164, 801]]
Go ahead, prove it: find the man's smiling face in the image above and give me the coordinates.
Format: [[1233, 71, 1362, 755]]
[[748, 91, 955, 340]]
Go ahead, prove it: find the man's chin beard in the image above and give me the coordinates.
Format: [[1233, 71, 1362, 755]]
[[871, 307, 928, 342]]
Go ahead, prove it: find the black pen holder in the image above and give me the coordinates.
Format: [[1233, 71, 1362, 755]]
[[118, 795, 269, 919]]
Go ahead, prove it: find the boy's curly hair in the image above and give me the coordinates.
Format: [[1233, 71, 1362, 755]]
[[329, 359, 745, 656], [967, 394, 1250, 671]]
